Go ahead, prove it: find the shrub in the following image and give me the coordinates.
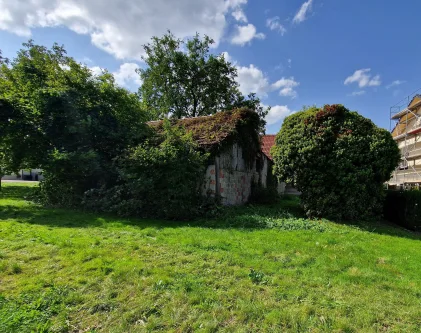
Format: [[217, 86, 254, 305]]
[[384, 190, 421, 230], [272, 105, 400, 220], [83, 121, 209, 219], [249, 184, 279, 204]]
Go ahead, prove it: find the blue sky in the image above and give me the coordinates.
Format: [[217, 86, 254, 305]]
[[1, 0, 420, 134]]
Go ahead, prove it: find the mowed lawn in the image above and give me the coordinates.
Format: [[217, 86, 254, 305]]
[[1, 183, 421, 332]]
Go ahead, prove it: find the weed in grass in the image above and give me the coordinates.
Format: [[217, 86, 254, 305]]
[[11, 263, 22, 274], [153, 280, 172, 291], [248, 269, 266, 284]]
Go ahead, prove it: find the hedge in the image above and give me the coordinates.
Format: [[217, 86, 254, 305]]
[[384, 190, 421, 230]]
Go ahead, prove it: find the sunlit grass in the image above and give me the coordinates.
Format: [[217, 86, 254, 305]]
[[1, 182, 421, 332]]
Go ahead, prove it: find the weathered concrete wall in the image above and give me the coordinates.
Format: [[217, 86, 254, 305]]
[[258, 156, 286, 196], [260, 156, 269, 188], [202, 143, 258, 205], [202, 143, 285, 205]]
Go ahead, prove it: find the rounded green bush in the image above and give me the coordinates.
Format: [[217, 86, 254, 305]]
[[271, 104, 400, 220]]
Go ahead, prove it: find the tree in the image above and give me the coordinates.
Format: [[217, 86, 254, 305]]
[[271, 104, 400, 220], [231, 92, 269, 134], [0, 41, 148, 202], [139, 31, 269, 130]]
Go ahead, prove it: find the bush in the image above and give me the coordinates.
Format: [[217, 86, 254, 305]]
[[272, 105, 400, 220], [384, 190, 421, 230], [83, 121, 210, 219], [249, 184, 279, 204]]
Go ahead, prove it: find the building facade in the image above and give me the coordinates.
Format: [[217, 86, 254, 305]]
[[390, 94, 421, 186]]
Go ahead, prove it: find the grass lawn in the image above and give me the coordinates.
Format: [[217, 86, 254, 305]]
[[1, 183, 421, 332]]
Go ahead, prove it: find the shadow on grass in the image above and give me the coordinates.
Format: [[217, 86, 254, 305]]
[[1, 185, 420, 240]]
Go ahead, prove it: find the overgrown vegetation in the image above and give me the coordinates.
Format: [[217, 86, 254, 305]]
[[272, 104, 400, 220], [2, 183, 421, 332], [1, 38, 269, 215], [83, 121, 209, 219], [149, 108, 261, 166], [0, 41, 148, 204], [384, 190, 421, 230]]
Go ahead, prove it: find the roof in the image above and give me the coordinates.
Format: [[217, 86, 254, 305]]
[[148, 108, 260, 150], [392, 95, 421, 138], [408, 94, 421, 109], [261, 135, 276, 160]]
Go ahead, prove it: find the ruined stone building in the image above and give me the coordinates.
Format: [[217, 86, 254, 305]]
[[149, 108, 284, 205]]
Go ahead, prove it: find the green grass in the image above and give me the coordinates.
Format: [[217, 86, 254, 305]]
[[1, 183, 421, 332]]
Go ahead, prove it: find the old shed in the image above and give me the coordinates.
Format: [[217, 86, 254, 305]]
[[149, 108, 279, 205]]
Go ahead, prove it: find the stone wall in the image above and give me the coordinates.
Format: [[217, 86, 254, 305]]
[[202, 143, 285, 205], [202, 143, 258, 205]]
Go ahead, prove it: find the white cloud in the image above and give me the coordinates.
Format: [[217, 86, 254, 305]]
[[113, 63, 143, 87], [90, 63, 142, 88], [90, 66, 104, 76], [236, 65, 299, 99], [266, 17, 286, 35], [80, 56, 93, 64], [265, 105, 294, 125], [272, 77, 300, 98], [225, 0, 247, 8], [220, 53, 299, 100], [386, 80, 406, 89], [220, 51, 235, 64], [344, 69, 381, 88], [232, 10, 247, 22], [236, 64, 270, 96], [0, 0, 250, 60], [350, 90, 366, 96], [293, 0, 313, 24], [231, 24, 265, 45]]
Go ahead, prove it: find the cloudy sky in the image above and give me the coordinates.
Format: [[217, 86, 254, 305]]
[[1, 0, 421, 133]]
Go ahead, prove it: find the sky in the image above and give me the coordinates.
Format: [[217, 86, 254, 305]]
[[1, 0, 421, 134]]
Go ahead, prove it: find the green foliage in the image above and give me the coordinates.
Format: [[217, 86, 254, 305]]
[[83, 121, 209, 219], [0, 41, 148, 204], [272, 104, 401, 220], [139, 32, 269, 132], [230, 92, 270, 134], [140, 32, 239, 119], [249, 184, 280, 205], [149, 108, 261, 168], [384, 190, 421, 230], [248, 269, 266, 284]]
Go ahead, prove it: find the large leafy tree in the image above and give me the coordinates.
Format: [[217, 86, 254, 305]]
[[139, 32, 269, 131], [272, 104, 400, 220], [0, 41, 148, 201]]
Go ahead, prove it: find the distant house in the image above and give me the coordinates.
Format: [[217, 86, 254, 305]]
[[149, 108, 285, 205], [261, 134, 295, 195], [389, 94, 421, 186], [2, 169, 43, 181]]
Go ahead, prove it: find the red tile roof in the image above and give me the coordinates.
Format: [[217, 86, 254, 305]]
[[261, 135, 276, 160]]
